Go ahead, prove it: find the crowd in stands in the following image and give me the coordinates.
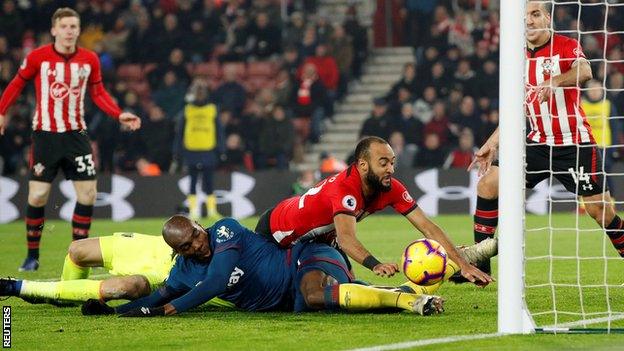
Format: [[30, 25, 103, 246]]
[[0, 0, 369, 175], [360, 0, 624, 170]]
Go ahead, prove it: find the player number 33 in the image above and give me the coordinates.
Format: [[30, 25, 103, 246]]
[[75, 154, 95, 175]]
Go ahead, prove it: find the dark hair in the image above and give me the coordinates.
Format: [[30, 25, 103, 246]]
[[354, 136, 389, 162], [529, 1, 552, 14], [51, 7, 80, 27]]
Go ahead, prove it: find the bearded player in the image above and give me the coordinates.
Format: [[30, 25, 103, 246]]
[[255, 136, 493, 286], [0, 8, 141, 271], [468, 0, 624, 275]]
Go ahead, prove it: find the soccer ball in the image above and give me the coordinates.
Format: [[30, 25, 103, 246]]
[[401, 239, 447, 286]]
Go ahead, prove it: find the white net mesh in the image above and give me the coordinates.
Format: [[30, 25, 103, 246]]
[[523, 0, 624, 332]]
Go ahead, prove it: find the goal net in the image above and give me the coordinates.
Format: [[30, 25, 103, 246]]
[[499, 0, 624, 334]]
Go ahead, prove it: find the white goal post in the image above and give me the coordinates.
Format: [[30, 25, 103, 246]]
[[498, 0, 624, 334], [497, 0, 533, 335]]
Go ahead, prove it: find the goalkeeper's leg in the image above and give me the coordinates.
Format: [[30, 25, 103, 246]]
[[61, 238, 104, 280], [1, 275, 151, 303]]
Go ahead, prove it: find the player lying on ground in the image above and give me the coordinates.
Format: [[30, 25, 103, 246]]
[[255, 136, 493, 285], [467, 0, 624, 277], [80, 216, 497, 317], [0, 232, 231, 308]]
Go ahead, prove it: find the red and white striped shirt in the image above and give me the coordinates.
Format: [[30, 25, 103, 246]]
[[525, 34, 594, 145], [0, 44, 122, 132]]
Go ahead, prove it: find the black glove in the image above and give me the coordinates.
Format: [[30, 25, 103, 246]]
[[119, 306, 165, 317], [81, 299, 115, 316]]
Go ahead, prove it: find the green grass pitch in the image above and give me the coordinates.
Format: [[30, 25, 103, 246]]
[[1, 214, 624, 350]]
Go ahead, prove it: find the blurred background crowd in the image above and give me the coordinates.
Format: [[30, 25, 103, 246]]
[[1, 0, 623, 177]]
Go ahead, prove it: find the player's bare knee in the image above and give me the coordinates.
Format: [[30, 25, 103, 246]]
[[67, 240, 88, 265], [76, 187, 97, 205], [124, 275, 151, 299], [28, 188, 50, 206], [477, 171, 499, 199]]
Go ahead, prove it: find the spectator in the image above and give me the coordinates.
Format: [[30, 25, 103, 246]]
[[274, 69, 293, 107], [476, 59, 499, 100], [292, 170, 317, 195], [0, 0, 24, 47], [387, 87, 413, 119], [443, 128, 477, 169], [449, 96, 481, 143], [392, 103, 424, 147], [184, 20, 214, 62], [79, 23, 105, 50], [360, 98, 391, 140], [403, 0, 438, 49], [221, 12, 251, 62], [281, 46, 302, 78], [249, 12, 281, 60], [388, 131, 416, 170], [152, 71, 187, 119], [427, 62, 451, 98], [413, 133, 446, 169], [413, 86, 437, 124], [299, 26, 318, 59], [387, 63, 419, 101], [139, 104, 174, 172], [149, 48, 191, 88], [126, 13, 158, 63], [424, 101, 450, 145], [319, 151, 347, 173], [328, 24, 354, 100], [213, 64, 247, 118], [454, 59, 477, 97], [283, 12, 306, 48], [221, 133, 246, 171], [155, 13, 183, 62], [343, 5, 368, 80], [292, 63, 327, 143], [257, 105, 294, 170], [102, 18, 129, 64]]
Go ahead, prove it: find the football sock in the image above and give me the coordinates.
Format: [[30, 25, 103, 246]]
[[188, 194, 199, 219], [605, 215, 624, 257], [72, 202, 93, 241], [206, 194, 220, 217], [20, 280, 102, 302], [445, 259, 461, 280], [396, 281, 442, 295], [474, 196, 498, 243], [25, 205, 45, 259], [60, 254, 90, 281], [323, 284, 422, 312]]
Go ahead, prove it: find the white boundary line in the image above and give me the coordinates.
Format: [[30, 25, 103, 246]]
[[346, 332, 501, 351], [544, 314, 624, 329]]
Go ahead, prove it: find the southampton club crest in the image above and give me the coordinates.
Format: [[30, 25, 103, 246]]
[[33, 163, 45, 177]]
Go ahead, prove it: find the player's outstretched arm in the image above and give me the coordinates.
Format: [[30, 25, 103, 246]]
[[118, 111, 141, 130], [334, 214, 399, 277], [0, 75, 30, 135], [468, 127, 499, 176], [405, 208, 494, 286]]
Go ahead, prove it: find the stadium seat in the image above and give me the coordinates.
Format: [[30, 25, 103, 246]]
[[193, 61, 221, 79], [247, 62, 277, 78], [222, 62, 247, 79], [117, 64, 143, 81], [127, 80, 151, 99]]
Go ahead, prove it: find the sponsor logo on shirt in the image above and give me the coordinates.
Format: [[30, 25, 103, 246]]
[[50, 81, 70, 100], [342, 195, 357, 211], [33, 163, 45, 177]]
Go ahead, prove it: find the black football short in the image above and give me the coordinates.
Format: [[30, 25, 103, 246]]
[[29, 130, 97, 182], [495, 142, 606, 196]]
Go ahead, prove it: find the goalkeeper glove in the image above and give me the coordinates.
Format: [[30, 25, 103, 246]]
[[81, 299, 115, 316], [119, 306, 165, 317]]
